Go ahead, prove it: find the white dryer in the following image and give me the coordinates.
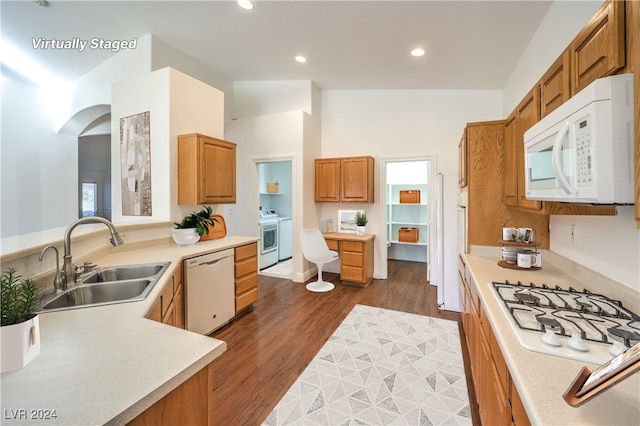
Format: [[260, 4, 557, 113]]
[[278, 217, 292, 260]]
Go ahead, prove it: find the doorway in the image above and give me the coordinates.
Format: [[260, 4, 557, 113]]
[[380, 156, 435, 280], [256, 160, 293, 279], [78, 134, 112, 220], [386, 159, 430, 262]]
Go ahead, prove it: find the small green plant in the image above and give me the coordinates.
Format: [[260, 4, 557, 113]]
[[354, 211, 368, 226], [1, 268, 40, 326], [174, 205, 219, 236]]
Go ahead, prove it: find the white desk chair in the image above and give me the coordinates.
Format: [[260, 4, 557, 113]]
[[300, 228, 339, 292]]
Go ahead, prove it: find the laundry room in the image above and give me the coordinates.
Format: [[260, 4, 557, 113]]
[[257, 161, 293, 277]]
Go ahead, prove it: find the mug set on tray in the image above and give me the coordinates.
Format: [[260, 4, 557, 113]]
[[502, 227, 542, 269]]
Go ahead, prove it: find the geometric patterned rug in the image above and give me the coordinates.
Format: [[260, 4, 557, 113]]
[[262, 304, 471, 425]]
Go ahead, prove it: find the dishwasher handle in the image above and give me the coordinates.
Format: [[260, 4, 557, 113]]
[[185, 248, 234, 268]]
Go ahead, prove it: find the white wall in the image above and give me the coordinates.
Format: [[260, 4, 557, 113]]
[[503, 0, 638, 291], [1, 34, 154, 238], [225, 110, 322, 281], [151, 37, 235, 124], [319, 89, 503, 278], [502, 1, 604, 113], [233, 81, 315, 120], [111, 68, 224, 224], [0, 76, 78, 237]]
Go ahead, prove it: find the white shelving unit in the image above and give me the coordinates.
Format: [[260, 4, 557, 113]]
[[387, 183, 428, 262]]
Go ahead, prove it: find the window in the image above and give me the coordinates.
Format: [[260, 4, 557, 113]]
[[82, 182, 98, 217]]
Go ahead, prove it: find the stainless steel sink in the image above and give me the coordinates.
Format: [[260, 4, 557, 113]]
[[39, 261, 170, 312], [41, 279, 152, 310], [80, 264, 167, 283]]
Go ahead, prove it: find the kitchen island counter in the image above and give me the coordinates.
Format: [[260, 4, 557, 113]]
[[0, 235, 259, 425], [463, 251, 639, 425]]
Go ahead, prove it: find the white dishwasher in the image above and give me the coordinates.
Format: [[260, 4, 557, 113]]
[[184, 248, 234, 335]]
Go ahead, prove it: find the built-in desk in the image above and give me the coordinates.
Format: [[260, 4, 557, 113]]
[[323, 232, 375, 287]]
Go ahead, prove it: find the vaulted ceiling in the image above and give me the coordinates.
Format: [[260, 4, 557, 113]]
[[1, 1, 554, 90]]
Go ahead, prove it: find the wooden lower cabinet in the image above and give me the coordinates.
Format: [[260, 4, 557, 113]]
[[235, 242, 258, 313], [127, 362, 213, 426], [147, 263, 184, 329], [459, 259, 531, 426], [322, 233, 374, 287]]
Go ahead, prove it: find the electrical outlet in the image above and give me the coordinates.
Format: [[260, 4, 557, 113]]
[[570, 225, 577, 244]]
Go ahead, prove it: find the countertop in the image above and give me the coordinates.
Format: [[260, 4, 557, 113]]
[[463, 252, 640, 425], [0, 235, 259, 425]]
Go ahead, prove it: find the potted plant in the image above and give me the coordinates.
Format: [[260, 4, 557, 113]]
[[1, 268, 41, 372], [172, 206, 219, 246], [354, 211, 368, 235]]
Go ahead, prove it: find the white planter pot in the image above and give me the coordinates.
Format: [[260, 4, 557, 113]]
[[171, 228, 200, 246], [1, 315, 40, 372], [356, 225, 366, 236]]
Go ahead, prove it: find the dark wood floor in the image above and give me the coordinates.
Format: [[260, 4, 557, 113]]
[[210, 260, 479, 425]]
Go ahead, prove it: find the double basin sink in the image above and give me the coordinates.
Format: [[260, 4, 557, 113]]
[[39, 262, 170, 312]]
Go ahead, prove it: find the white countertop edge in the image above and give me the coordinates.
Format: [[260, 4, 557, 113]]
[[106, 342, 227, 425], [462, 251, 640, 426], [1, 235, 260, 425]]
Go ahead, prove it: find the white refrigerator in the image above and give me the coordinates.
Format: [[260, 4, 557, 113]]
[[430, 172, 461, 312]]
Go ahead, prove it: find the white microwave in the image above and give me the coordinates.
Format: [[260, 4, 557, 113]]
[[524, 73, 634, 204]]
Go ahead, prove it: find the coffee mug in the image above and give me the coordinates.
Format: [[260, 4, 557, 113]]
[[517, 252, 531, 268], [502, 227, 517, 241], [531, 252, 542, 267], [519, 250, 542, 268]]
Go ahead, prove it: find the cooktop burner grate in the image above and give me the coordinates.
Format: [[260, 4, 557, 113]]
[[490, 280, 640, 364]]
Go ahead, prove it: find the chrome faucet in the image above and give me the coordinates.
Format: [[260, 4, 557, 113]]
[[61, 217, 124, 289]]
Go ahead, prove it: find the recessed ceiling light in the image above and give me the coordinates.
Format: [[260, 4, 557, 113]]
[[237, 0, 254, 10], [411, 48, 425, 57], [295, 56, 307, 63]]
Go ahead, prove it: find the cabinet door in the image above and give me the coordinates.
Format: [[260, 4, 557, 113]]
[[571, 0, 625, 94], [458, 129, 468, 188], [540, 50, 571, 118], [341, 157, 374, 202], [200, 138, 236, 204], [173, 263, 184, 329], [503, 114, 517, 207], [511, 382, 532, 426], [174, 283, 185, 329], [514, 88, 543, 211], [315, 159, 341, 202], [178, 134, 236, 205], [467, 121, 508, 246]]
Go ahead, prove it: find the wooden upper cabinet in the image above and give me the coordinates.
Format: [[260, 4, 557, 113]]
[[466, 121, 510, 247], [514, 87, 543, 211], [178, 133, 236, 205], [315, 158, 341, 202], [341, 157, 374, 202], [458, 129, 468, 188], [315, 156, 374, 202], [503, 114, 517, 207], [540, 49, 571, 118], [570, 0, 625, 94]]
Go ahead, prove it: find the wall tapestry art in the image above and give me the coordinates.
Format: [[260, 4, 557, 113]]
[[120, 111, 152, 216]]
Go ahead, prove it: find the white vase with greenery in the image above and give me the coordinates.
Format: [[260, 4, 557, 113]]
[[1, 268, 41, 372], [355, 211, 368, 236]]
